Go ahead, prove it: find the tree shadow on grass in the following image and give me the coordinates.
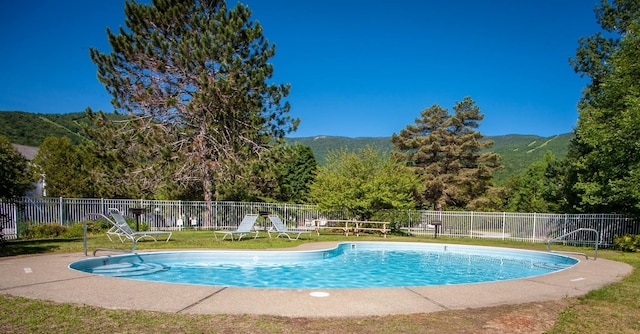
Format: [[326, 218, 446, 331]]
[[0, 238, 81, 257]]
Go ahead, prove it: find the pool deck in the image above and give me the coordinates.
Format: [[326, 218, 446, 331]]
[[0, 242, 633, 318]]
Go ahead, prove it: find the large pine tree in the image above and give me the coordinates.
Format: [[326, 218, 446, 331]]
[[86, 0, 298, 203], [391, 97, 501, 210]]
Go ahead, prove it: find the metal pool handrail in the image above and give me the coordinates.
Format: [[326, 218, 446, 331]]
[[547, 228, 599, 260], [83, 213, 137, 256]]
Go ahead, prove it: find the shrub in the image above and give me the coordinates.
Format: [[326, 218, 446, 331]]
[[614, 234, 640, 252], [22, 220, 113, 239], [23, 224, 69, 239], [138, 221, 149, 231], [64, 220, 111, 238], [122, 217, 149, 231]]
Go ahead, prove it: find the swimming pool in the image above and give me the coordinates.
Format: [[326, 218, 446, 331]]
[[69, 242, 578, 289]]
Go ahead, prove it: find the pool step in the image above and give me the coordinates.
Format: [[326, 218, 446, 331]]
[[89, 262, 167, 277]]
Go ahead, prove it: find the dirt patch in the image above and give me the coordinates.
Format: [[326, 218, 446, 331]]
[[395, 299, 573, 334], [234, 299, 576, 334], [476, 300, 572, 333]]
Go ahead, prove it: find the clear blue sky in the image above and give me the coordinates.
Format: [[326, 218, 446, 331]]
[[0, 0, 602, 138]]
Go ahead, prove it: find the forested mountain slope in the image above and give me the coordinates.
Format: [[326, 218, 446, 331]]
[[1, 111, 572, 184], [287, 133, 573, 185], [0, 111, 95, 146]]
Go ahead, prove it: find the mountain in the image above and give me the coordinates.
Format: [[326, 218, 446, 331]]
[[286, 136, 394, 161], [1, 111, 573, 184], [0, 111, 93, 146], [286, 133, 573, 185], [486, 133, 573, 184]]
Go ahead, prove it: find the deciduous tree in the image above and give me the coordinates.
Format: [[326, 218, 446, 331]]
[[505, 151, 567, 213], [567, 0, 640, 215], [87, 0, 298, 204], [309, 147, 420, 220]]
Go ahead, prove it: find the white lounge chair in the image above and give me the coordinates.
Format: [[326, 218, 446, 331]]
[[267, 214, 314, 240], [106, 208, 172, 243], [214, 214, 260, 241]]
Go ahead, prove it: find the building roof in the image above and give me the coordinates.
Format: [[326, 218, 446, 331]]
[[12, 144, 39, 160]]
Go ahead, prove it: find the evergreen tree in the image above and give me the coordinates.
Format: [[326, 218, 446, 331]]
[[567, 0, 640, 215], [273, 144, 317, 203], [217, 143, 316, 203], [391, 97, 501, 210], [0, 136, 32, 199], [86, 0, 298, 203]]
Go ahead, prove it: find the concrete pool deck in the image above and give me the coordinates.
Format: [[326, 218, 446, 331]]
[[0, 242, 633, 317]]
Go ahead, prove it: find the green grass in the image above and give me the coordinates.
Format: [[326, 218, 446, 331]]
[[1, 231, 639, 333], [547, 251, 640, 333]]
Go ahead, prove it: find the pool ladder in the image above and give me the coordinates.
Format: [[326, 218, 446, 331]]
[[547, 228, 599, 260], [83, 212, 138, 256]]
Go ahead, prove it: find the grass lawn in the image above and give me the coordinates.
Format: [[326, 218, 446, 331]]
[[1, 230, 638, 333]]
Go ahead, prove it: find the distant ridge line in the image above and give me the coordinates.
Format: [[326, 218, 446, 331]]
[[1, 110, 573, 184]]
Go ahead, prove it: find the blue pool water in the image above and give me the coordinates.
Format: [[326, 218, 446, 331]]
[[69, 242, 578, 289]]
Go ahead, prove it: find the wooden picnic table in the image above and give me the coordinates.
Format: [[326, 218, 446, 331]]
[[311, 219, 390, 237]]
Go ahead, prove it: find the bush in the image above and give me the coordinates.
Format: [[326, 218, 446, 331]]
[[122, 217, 148, 231], [23, 224, 69, 239], [21, 220, 112, 239], [614, 234, 640, 252], [138, 221, 149, 231], [64, 220, 111, 238]]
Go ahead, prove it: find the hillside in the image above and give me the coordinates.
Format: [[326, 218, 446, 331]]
[[0, 111, 93, 146], [287, 133, 573, 185], [1, 111, 572, 184], [487, 133, 573, 184], [286, 136, 394, 161]]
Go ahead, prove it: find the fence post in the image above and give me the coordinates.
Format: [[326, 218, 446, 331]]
[[284, 203, 288, 224], [532, 213, 537, 243], [59, 197, 63, 225], [600, 213, 604, 244], [13, 202, 19, 238], [502, 212, 506, 240]]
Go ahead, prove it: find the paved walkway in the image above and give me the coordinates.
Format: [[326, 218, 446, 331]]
[[0, 242, 632, 317]]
